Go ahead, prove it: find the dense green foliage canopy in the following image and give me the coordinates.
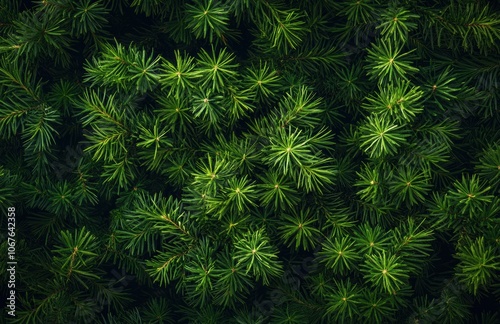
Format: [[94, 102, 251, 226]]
[[0, 0, 499, 323]]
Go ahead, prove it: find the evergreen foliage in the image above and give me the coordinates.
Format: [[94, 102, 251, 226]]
[[0, 0, 499, 323]]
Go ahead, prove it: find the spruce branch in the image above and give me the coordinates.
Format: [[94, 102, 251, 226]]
[[359, 289, 394, 323], [447, 174, 494, 218], [140, 298, 174, 323], [362, 80, 424, 122], [318, 235, 361, 275], [365, 40, 419, 84], [233, 229, 283, 285], [391, 218, 434, 274], [183, 238, 217, 307], [423, 1, 500, 54], [353, 222, 392, 256], [155, 94, 194, 134], [45, 180, 89, 224], [339, 0, 378, 25], [191, 87, 225, 129], [335, 64, 367, 105], [281, 44, 346, 77], [47, 79, 81, 116], [322, 206, 358, 238], [196, 45, 238, 92], [159, 50, 201, 97], [221, 135, 261, 175], [376, 5, 419, 44], [73, 160, 99, 206], [276, 85, 325, 128], [135, 114, 172, 162], [51, 226, 101, 288], [185, 0, 230, 43], [361, 251, 410, 294], [77, 89, 133, 166], [388, 166, 431, 208], [257, 171, 301, 211], [325, 279, 361, 323], [129, 0, 174, 17], [359, 115, 409, 158], [83, 40, 161, 93], [265, 126, 315, 175], [224, 85, 255, 123], [220, 175, 258, 214], [9, 10, 73, 67], [242, 61, 281, 103], [475, 144, 500, 191], [278, 207, 320, 251], [191, 153, 234, 197], [414, 118, 460, 151], [161, 150, 195, 187], [455, 236, 500, 295], [398, 137, 451, 174], [0, 57, 45, 139], [22, 104, 61, 153], [146, 243, 194, 287], [295, 156, 336, 194], [418, 65, 461, 111], [212, 247, 254, 307], [268, 9, 309, 55], [270, 305, 308, 324], [72, 0, 109, 35], [355, 163, 382, 203]]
